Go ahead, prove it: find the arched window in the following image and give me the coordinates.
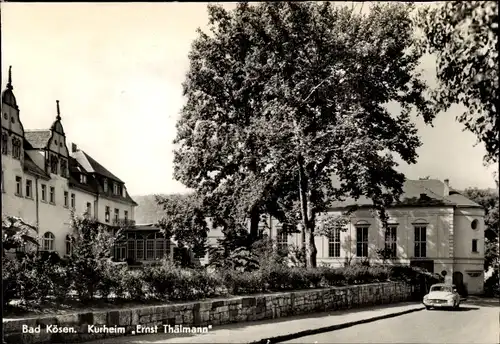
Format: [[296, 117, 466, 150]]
[[65, 234, 73, 255], [50, 155, 59, 174], [12, 137, 21, 159], [43, 232, 55, 252], [60, 159, 68, 178]]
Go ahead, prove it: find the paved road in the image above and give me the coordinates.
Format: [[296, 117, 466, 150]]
[[282, 298, 499, 344]]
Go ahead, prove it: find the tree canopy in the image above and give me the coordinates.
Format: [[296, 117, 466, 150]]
[[175, 2, 434, 267], [415, 1, 498, 165], [462, 187, 499, 272]]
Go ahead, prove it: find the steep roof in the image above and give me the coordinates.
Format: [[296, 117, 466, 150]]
[[24, 130, 51, 149], [72, 150, 124, 183], [23, 153, 50, 179]]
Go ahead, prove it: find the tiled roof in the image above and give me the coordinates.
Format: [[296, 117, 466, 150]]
[[72, 150, 124, 183], [68, 157, 98, 195], [23, 153, 50, 179], [24, 130, 51, 149], [445, 191, 482, 208], [328, 179, 474, 209]]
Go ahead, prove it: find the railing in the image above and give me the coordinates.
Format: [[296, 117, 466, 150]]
[[112, 219, 136, 228]]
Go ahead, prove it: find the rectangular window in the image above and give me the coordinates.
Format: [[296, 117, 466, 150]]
[[136, 239, 144, 260], [105, 206, 110, 222], [384, 226, 397, 258], [86, 202, 92, 216], [70, 193, 75, 209], [114, 208, 119, 223], [356, 226, 369, 257], [25, 179, 33, 198], [155, 239, 165, 259], [127, 239, 136, 261], [49, 187, 55, 204], [15, 176, 22, 196], [275, 225, 288, 252], [472, 239, 478, 253], [124, 210, 128, 222], [41, 184, 46, 201], [328, 228, 341, 257], [64, 191, 68, 207], [1, 170, 4, 193], [146, 240, 154, 260], [103, 179, 108, 193], [113, 183, 118, 195], [80, 174, 87, 184], [414, 226, 427, 258]]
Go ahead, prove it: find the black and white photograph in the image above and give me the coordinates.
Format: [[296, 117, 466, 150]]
[[1, 2, 498, 344]]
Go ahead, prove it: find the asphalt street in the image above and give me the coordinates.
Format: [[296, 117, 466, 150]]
[[282, 298, 499, 344]]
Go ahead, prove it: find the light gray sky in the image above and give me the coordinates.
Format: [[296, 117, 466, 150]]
[[1, 2, 496, 196]]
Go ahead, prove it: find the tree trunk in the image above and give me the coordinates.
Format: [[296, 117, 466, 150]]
[[297, 155, 317, 269], [249, 207, 261, 244]]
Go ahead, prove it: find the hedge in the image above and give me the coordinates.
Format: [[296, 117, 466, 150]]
[[3, 254, 442, 311]]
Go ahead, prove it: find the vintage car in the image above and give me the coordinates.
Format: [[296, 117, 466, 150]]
[[423, 283, 461, 310]]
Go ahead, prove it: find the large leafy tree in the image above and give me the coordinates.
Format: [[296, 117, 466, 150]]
[[156, 193, 209, 258], [415, 1, 498, 164], [175, 2, 433, 267], [462, 187, 499, 272]]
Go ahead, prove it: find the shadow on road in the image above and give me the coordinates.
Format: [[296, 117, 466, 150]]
[[463, 298, 499, 308], [430, 306, 480, 312]]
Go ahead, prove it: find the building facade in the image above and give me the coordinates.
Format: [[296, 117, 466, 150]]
[[1, 67, 172, 263], [197, 179, 485, 295]]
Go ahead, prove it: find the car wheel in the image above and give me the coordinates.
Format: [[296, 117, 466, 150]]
[[425, 306, 431, 310]]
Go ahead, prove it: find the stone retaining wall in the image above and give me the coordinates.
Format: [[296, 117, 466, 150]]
[[3, 281, 414, 344]]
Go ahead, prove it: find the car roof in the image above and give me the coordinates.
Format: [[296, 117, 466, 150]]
[[431, 283, 455, 287]]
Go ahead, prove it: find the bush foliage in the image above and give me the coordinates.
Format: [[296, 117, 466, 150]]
[[3, 217, 443, 311]]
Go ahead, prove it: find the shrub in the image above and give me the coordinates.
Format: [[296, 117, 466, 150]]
[[318, 266, 346, 286], [223, 269, 264, 294]]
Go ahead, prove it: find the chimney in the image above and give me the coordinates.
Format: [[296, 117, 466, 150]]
[[71, 143, 77, 153], [443, 179, 450, 196]]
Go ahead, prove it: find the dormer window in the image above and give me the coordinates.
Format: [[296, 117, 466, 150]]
[[122, 186, 126, 198], [103, 179, 108, 193], [113, 183, 118, 195], [80, 174, 87, 184]]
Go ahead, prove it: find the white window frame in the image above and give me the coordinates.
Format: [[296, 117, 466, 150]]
[[49, 186, 55, 204], [41, 184, 47, 202], [15, 176, 22, 196], [275, 224, 288, 252], [64, 191, 69, 207], [42, 232, 55, 251], [105, 206, 110, 222], [328, 228, 341, 257], [414, 226, 427, 258], [384, 225, 397, 258], [70, 193, 75, 209], [356, 226, 369, 257], [25, 179, 33, 199]]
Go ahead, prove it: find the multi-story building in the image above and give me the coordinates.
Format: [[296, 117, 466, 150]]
[[1, 67, 172, 262]]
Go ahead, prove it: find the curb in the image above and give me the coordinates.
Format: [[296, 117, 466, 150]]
[[248, 306, 425, 344]]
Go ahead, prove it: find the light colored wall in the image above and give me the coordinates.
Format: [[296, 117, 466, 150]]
[[1, 161, 38, 231], [37, 172, 72, 254], [97, 196, 136, 225], [453, 207, 485, 294]]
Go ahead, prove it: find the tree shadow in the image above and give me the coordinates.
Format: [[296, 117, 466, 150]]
[[429, 306, 480, 312]]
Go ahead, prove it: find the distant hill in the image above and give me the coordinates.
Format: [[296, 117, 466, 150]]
[[132, 193, 193, 224], [132, 194, 167, 224]]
